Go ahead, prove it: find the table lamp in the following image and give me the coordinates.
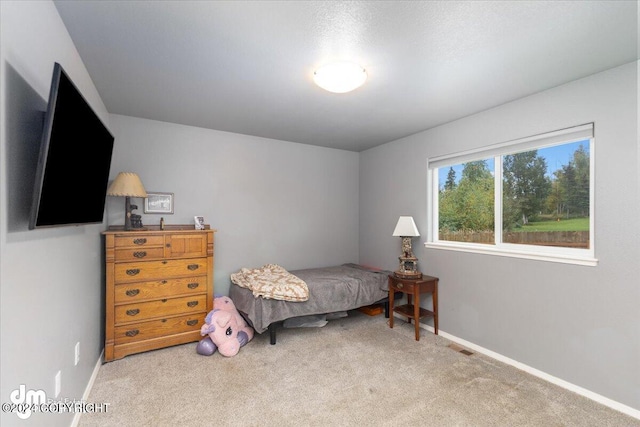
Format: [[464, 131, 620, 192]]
[[107, 172, 147, 231], [392, 216, 422, 279]]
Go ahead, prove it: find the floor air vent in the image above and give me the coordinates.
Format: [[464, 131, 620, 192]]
[[448, 343, 474, 356]]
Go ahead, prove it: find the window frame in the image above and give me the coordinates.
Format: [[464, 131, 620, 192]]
[[426, 124, 597, 266]]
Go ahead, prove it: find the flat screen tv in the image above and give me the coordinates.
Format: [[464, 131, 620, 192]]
[[29, 62, 114, 229]]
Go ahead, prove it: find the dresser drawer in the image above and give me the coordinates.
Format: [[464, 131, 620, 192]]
[[115, 234, 164, 248], [114, 312, 205, 344], [115, 294, 206, 324], [114, 276, 206, 303], [114, 258, 208, 283], [115, 247, 165, 262]]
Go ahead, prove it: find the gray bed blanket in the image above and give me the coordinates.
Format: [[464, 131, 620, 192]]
[[228, 263, 391, 333]]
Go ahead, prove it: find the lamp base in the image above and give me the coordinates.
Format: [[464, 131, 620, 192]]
[[124, 196, 144, 230], [394, 270, 422, 280], [395, 254, 421, 279]]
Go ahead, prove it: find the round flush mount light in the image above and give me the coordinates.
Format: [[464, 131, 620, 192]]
[[313, 61, 367, 94]]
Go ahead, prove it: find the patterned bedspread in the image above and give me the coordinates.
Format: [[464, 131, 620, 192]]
[[230, 264, 309, 302], [229, 263, 391, 334]]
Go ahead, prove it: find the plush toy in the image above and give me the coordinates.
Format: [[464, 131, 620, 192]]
[[196, 295, 254, 357]]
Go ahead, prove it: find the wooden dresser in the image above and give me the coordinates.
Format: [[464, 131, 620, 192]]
[[102, 225, 215, 362]]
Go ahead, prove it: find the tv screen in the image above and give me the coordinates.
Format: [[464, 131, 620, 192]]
[[29, 62, 114, 229]]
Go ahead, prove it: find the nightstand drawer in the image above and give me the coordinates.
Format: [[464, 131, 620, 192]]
[[115, 294, 207, 324], [114, 258, 208, 283], [391, 280, 416, 293], [114, 276, 207, 303], [114, 312, 205, 344]]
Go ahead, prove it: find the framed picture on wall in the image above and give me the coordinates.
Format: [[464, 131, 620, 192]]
[[144, 192, 174, 214]]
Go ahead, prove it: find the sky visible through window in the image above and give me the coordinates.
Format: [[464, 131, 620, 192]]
[[437, 139, 589, 187]]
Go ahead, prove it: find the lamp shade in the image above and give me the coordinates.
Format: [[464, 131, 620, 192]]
[[107, 172, 147, 198], [313, 61, 367, 94], [392, 216, 420, 237]]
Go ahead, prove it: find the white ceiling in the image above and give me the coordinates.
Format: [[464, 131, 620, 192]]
[[53, 1, 638, 152]]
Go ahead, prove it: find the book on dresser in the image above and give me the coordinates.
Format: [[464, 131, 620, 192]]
[[102, 225, 215, 362]]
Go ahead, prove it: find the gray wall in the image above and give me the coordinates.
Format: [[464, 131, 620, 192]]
[[359, 62, 640, 411], [0, 2, 110, 426], [105, 114, 360, 297]]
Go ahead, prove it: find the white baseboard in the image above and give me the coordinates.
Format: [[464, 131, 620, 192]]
[[70, 351, 103, 427], [399, 315, 640, 420]]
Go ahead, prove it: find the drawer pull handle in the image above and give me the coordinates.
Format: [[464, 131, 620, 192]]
[[161, 299, 167, 303], [186, 320, 198, 326], [187, 283, 199, 289], [126, 269, 140, 276], [125, 289, 140, 297], [133, 238, 147, 245], [161, 319, 167, 323], [133, 251, 147, 258], [187, 264, 199, 271], [125, 329, 139, 337], [187, 301, 198, 307], [162, 261, 168, 264], [161, 280, 168, 285], [126, 309, 140, 316]]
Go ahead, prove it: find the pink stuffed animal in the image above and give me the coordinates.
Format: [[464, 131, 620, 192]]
[[196, 295, 254, 357]]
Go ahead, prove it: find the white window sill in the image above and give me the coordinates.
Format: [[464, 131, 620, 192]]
[[424, 241, 598, 266]]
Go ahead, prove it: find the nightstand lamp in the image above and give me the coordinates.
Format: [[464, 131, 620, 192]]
[[107, 172, 147, 231], [392, 216, 422, 279]]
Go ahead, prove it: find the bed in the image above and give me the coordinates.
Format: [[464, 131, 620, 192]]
[[229, 263, 395, 344]]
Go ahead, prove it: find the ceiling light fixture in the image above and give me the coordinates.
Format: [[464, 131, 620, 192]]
[[313, 61, 367, 94]]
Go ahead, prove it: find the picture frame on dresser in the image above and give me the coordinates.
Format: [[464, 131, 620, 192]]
[[194, 216, 205, 230], [144, 192, 174, 214]]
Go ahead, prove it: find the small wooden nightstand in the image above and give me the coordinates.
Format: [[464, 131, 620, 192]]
[[388, 274, 439, 341]]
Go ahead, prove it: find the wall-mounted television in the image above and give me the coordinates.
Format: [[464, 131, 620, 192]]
[[29, 62, 114, 229]]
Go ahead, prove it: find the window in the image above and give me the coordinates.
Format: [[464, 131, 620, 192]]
[[427, 124, 596, 265]]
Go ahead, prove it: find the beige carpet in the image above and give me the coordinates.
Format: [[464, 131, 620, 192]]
[[80, 311, 639, 426]]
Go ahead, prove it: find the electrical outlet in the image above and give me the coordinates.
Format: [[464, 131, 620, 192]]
[[55, 371, 61, 398], [74, 342, 80, 366]]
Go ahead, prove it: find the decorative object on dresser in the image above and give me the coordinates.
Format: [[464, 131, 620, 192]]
[[144, 192, 174, 214], [107, 172, 148, 231], [392, 216, 422, 279], [388, 273, 438, 341], [102, 225, 215, 362], [194, 216, 205, 230]]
